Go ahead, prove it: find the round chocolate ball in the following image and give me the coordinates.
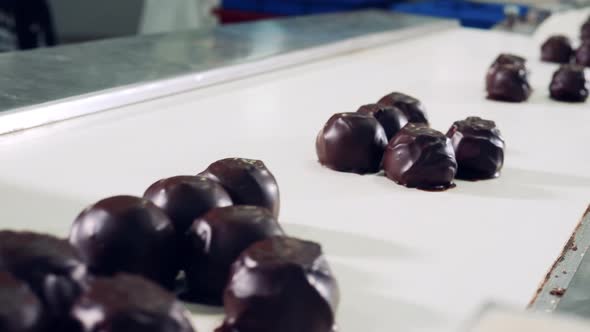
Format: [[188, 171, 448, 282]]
[[550, 64, 588, 102], [581, 20, 590, 41], [200, 158, 280, 218], [144, 175, 233, 234], [357, 103, 408, 141], [486, 64, 531, 102], [541, 35, 573, 64], [486, 53, 527, 88], [219, 236, 339, 332], [0, 272, 44, 332], [70, 274, 195, 332], [316, 112, 388, 174], [446, 117, 505, 180], [0, 231, 87, 323], [377, 92, 429, 125], [183, 205, 284, 304], [576, 42, 590, 67], [69, 195, 178, 288], [383, 124, 457, 190]]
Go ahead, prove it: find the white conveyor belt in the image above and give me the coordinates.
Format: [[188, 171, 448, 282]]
[[0, 26, 589, 332]]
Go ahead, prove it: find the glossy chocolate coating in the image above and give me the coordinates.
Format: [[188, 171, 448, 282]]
[[383, 124, 457, 190], [316, 112, 387, 174], [357, 103, 408, 141], [0, 272, 43, 332], [550, 64, 588, 102], [576, 42, 590, 67], [70, 274, 195, 332], [144, 175, 233, 234], [200, 158, 280, 217], [446, 117, 505, 180], [486, 53, 526, 88], [183, 206, 284, 304], [69, 195, 178, 288], [0, 231, 86, 323], [486, 64, 531, 102], [219, 236, 339, 332], [541, 36, 574, 64], [377, 92, 429, 125]]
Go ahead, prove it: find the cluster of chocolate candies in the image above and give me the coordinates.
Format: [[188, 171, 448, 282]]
[[486, 52, 588, 103], [540, 33, 589, 103], [0, 158, 340, 332], [316, 92, 506, 191]]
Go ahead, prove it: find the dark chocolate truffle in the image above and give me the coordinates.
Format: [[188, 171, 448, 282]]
[[550, 64, 588, 102], [200, 158, 280, 217], [383, 124, 457, 190], [377, 92, 429, 125], [447, 117, 505, 180], [0, 231, 87, 323], [70, 274, 195, 332], [541, 36, 574, 64], [576, 42, 590, 67], [69, 195, 178, 288], [183, 206, 284, 304], [219, 236, 339, 332], [486, 64, 531, 102], [581, 20, 590, 41], [486, 53, 527, 88], [144, 175, 233, 234], [316, 112, 387, 174], [0, 272, 43, 332], [357, 103, 408, 140]]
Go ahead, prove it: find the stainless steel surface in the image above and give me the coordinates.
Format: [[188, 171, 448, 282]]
[[529, 206, 590, 313], [0, 11, 455, 135]]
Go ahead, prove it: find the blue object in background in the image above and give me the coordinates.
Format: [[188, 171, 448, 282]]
[[221, 0, 391, 16], [391, 0, 529, 29]]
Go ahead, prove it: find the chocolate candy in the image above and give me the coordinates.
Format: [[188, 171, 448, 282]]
[[316, 112, 387, 174], [377, 92, 429, 125], [486, 53, 526, 90], [219, 236, 339, 332], [70, 274, 195, 332], [183, 206, 284, 304], [383, 124, 457, 190], [0, 231, 87, 323], [200, 158, 280, 217], [69, 195, 178, 288], [357, 103, 408, 140], [486, 64, 531, 102], [0, 272, 43, 332], [576, 42, 590, 67], [447, 117, 505, 180], [550, 64, 588, 102], [144, 175, 233, 234], [541, 35, 573, 64]]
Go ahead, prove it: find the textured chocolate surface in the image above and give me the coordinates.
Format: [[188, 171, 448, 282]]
[[69, 196, 178, 288], [383, 124, 457, 190], [0, 271, 44, 332], [357, 103, 408, 140], [219, 236, 339, 332], [316, 112, 387, 174], [486, 53, 527, 90], [183, 206, 284, 304], [541, 35, 574, 64], [486, 64, 531, 102], [377, 92, 429, 125], [144, 175, 233, 234], [70, 274, 195, 332], [200, 158, 280, 217], [0, 231, 86, 324], [447, 117, 505, 180], [581, 20, 590, 41], [576, 42, 590, 67], [550, 64, 588, 102]]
